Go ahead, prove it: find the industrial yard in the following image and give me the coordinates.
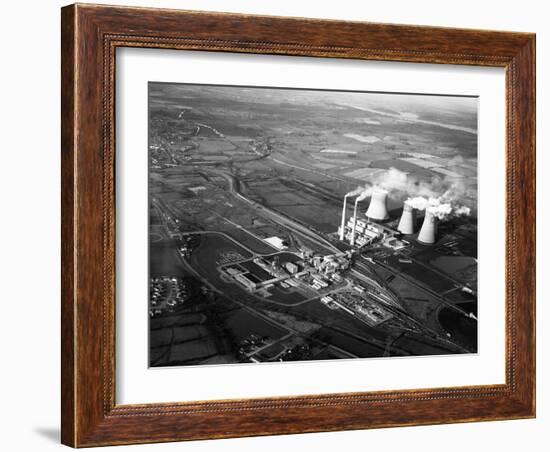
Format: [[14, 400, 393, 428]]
[[148, 82, 478, 367]]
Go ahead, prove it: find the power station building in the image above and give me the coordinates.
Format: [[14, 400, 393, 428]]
[[338, 188, 438, 247], [340, 218, 389, 247], [339, 188, 397, 247], [313, 253, 351, 275]]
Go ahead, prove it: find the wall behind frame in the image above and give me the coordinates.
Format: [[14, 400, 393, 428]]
[[0, 1, 545, 451]]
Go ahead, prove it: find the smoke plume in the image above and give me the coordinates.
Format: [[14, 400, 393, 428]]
[[347, 167, 472, 220], [407, 196, 470, 220], [346, 168, 470, 220], [346, 187, 366, 197], [355, 191, 370, 203]]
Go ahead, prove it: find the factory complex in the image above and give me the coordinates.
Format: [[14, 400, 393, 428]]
[[221, 250, 352, 295], [339, 187, 439, 248], [219, 184, 449, 329], [220, 246, 397, 328]]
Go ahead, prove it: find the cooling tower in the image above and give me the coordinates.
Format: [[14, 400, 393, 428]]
[[417, 209, 437, 244], [397, 201, 416, 235], [366, 189, 389, 221], [339, 195, 348, 240]]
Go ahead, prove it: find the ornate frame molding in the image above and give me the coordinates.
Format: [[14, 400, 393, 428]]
[[62, 4, 535, 447]]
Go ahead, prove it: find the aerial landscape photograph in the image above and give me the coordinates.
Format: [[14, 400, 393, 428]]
[[148, 82, 479, 368]]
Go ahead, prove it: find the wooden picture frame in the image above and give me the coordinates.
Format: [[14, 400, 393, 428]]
[[61, 3, 536, 447]]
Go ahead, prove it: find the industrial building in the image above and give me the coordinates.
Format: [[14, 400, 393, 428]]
[[233, 273, 258, 291], [284, 262, 299, 274], [342, 219, 390, 247], [223, 267, 259, 291], [263, 236, 287, 250], [305, 251, 352, 275], [338, 187, 438, 247], [339, 188, 396, 247]]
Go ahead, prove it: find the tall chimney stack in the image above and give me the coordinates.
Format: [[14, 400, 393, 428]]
[[366, 189, 389, 221], [417, 209, 437, 244], [350, 198, 359, 246], [339, 195, 348, 241], [350, 192, 369, 246], [398, 201, 416, 234]]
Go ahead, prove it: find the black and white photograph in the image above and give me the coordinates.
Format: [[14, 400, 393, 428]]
[[148, 83, 479, 367]]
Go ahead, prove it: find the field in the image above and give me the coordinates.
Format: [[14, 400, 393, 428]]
[[149, 277, 290, 367]]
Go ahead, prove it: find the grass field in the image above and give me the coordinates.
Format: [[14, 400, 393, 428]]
[[150, 241, 190, 277]]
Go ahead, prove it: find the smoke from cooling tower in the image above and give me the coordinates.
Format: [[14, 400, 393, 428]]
[[407, 196, 470, 220], [349, 167, 470, 200], [346, 187, 366, 197], [454, 205, 471, 216], [355, 191, 370, 203], [347, 167, 473, 220]]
